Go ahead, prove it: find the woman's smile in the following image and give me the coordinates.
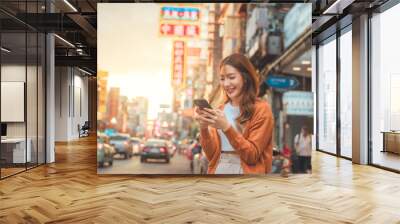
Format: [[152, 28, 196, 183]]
[[225, 87, 237, 95]]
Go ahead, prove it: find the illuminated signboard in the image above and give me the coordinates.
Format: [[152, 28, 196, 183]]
[[284, 4, 311, 49], [160, 6, 200, 21], [282, 91, 314, 116], [172, 41, 186, 86], [159, 5, 201, 38], [265, 75, 299, 90], [160, 23, 200, 38]]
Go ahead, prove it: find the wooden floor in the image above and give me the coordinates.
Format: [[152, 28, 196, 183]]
[[372, 151, 400, 171], [1, 167, 26, 178], [1, 136, 400, 223]]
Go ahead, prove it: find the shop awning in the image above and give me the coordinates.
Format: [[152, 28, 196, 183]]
[[260, 27, 312, 80]]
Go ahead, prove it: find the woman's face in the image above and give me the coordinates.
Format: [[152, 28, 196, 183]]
[[219, 64, 244, 101]]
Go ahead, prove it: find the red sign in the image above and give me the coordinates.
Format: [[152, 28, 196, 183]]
[[172, 41, 185, 86], [160, 23, 200, 38]]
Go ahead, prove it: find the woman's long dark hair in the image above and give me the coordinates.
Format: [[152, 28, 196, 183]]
[[219, 53, 260, 128]]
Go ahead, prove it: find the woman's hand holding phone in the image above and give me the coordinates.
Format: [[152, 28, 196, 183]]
[[194, 106, 215, 130], [200, 108, 231, 131]]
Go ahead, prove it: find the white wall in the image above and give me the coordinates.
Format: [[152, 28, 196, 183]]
[[1, 66, 26, 138], [55, 67, 89, 141], [1, 65, 38, 138], [55, 66, 69, 141], [73, 73, 89, 137], [1, 64, 46, 164]]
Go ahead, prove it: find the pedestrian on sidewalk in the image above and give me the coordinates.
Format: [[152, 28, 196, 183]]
[[294, 126, 312, 173]]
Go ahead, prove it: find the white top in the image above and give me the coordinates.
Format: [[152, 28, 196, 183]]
[[295, 134, 312, 156], [217, 102, 240, 152]]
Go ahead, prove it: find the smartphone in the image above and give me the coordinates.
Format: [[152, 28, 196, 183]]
[[194, 99, 212, 110]]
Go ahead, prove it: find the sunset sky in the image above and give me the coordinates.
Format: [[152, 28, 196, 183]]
[[98, 3, 173, 119]]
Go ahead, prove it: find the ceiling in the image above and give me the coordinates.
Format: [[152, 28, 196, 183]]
[[0, 0, 98, 73], [1, 0, 394, 76]]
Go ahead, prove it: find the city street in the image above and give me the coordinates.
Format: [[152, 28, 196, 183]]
[[98, 153, 192, 174]]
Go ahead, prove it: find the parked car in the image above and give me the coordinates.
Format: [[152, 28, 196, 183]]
[[140, 139, 170, 163], [130, 137, 144, 155], [97, 136, 115, 167], [109, 134, 132, 159]]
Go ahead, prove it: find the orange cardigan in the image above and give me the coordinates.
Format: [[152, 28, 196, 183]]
[[199, 99, 274, 174]]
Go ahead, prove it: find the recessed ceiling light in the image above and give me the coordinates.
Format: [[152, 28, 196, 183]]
[[292, 67, 301, 71], [307, 67, 312, 71], [301, 60, 311, 65]]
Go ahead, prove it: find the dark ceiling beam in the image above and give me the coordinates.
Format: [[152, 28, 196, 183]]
[[55, 55, 96, 68], [55, 47, 97, 59], [13, 13, 83, 32], [0, 8, 38, 31], [312, 15, 335, 33], [86, 0, 97, 12], [0, 19, 27, 31], [66, 13, 97, 46], [9, 12, 97, 47]]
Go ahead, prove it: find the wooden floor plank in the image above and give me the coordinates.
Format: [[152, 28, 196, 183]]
[[0, 136, 399, 223]]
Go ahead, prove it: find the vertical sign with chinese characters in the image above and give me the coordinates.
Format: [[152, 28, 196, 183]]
[[172, 41, 186, 87]]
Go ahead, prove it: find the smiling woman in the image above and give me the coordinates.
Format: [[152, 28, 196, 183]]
[[195, 54, 275, 174]]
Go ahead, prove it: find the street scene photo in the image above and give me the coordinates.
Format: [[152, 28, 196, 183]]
[[97, 3, 313, 175]]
